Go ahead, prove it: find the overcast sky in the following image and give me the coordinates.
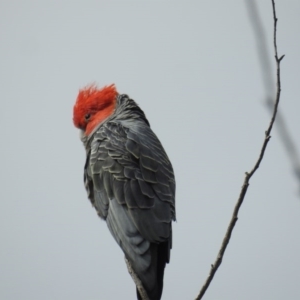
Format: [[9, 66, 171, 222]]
[[1, 1, 300, 299]]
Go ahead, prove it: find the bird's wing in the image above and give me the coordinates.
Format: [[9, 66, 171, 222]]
[[84, 120, 175, 292]]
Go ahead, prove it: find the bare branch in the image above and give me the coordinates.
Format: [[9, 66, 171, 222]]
[[247, 0, 300, 197], [195, 1, 284, 299]]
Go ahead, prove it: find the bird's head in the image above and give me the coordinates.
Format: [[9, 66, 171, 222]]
[[73, 84, 118, 135]]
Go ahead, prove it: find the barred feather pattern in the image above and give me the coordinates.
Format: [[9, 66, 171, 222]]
[[82, 94, 176, 300]]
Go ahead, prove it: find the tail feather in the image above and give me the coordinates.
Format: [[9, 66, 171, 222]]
[[136, 241, 169, 300]]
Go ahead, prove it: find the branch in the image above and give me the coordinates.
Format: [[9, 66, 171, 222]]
[[265, 100, 300, 196], [125, 257, 149, 300], [195, 1, 284, 299], [246, 0, 300, 196]]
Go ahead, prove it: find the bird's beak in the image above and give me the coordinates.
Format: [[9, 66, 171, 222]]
[[79, 129, 85, 138]]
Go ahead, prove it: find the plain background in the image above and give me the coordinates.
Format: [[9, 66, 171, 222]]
[[1, 1, 300, 299]]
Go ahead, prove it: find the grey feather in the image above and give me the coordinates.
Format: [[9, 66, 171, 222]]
[[82, 94, 176, 300]]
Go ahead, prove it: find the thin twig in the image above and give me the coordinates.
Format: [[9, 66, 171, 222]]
[[195, 1, 284, 299], [247, 0, 300, 197]]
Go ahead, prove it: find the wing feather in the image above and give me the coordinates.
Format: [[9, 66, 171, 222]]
[[83, 118, 175, 297]]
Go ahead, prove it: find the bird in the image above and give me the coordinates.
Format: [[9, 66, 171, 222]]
[[73, 84, 176, 300]]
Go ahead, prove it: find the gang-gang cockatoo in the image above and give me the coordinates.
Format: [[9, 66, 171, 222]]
[[73, 84, 176, 300]]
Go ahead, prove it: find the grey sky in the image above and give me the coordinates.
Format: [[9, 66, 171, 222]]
[[1, 1, 300, 299]]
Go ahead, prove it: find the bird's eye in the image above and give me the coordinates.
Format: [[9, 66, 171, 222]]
[[85, 113, 91, 121]]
